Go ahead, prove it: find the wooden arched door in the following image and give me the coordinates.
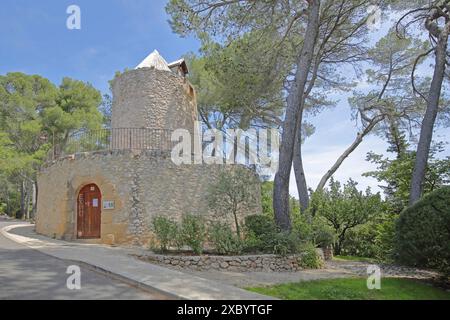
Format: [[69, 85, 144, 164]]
[[77, 184, 101, 239]]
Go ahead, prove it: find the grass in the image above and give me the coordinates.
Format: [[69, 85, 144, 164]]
[[247, 278, 450, 300], [334, 255, 377, 263]]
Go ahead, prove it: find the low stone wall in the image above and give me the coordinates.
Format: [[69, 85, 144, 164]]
[[140, 249, 326, 272], [322, 247, 333, 261]]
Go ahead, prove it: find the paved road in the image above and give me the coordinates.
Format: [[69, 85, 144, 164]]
[[0, 218, 167, 300]]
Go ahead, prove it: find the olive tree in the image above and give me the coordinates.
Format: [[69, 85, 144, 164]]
[[207, 167, 259, 239]]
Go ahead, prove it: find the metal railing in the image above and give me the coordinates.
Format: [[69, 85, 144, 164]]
[[50, 128, 175, 160]]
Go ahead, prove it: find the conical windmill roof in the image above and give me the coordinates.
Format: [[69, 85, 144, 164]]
[[135, 50, 171, 71]]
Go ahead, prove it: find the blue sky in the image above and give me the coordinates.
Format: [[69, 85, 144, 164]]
[[1, 0, 448, 196], [0, 0, 200, 92]]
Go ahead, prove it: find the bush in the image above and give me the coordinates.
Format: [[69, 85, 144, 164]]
[[207, 168, 258, 239], [341, 223, 378, 258], [181, 214, 206, 255], [245, 215, 279, 237], [244, 215, 279, 252], [298, 242, 324, 269], [293, 214, 335, 248], [310, 178, 383, 255], [209, 222, 243, 255], [395, 187, 450, 276], [151, 216, 178, 252], [374, 214, 397, 262], [267, 231, 303, 256]]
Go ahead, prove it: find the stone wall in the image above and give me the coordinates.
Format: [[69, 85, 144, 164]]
[[111, 68, 197, 133], [140, 249, 326, 272], [35, 150, 261, 246]]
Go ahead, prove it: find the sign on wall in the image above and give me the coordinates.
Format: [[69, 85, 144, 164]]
[[103, 200, 115, 210]]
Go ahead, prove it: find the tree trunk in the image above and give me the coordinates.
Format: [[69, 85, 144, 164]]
[[24, 182, 31, 221], [31, 180, 37, 220], [316, 116, 384, 191], [273, 0, 320, 231], [409, 24, 449, 205], [293, 122, 309, 212], [19, 180, 26, 220]]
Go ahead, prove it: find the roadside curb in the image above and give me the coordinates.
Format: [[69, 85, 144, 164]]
[[0, 224, 181, 299], [1, 224, 274, 300]]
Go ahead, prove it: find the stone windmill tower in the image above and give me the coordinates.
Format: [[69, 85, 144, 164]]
[[35, 49, 261, 247], [111, 50, 198, 150]]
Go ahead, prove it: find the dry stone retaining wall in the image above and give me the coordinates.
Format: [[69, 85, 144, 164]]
[[141, 249, 327, 272]]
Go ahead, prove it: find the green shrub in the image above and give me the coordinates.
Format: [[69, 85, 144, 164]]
[[0, 203, 6, 215], [395, 187, 450, 276], [298, 242, 324, 269], [209, 222, 243, 255], [244, 215, 279, 252], [151, 216, 178, 252], [374, 214, 397, 262], [207, 168, 258, 239], [245, 214, 279, 237], [341, 223, 378, 258], [181, 214, 206, 255], [268, 231, 303, 256], [293, 214, 335, 248]]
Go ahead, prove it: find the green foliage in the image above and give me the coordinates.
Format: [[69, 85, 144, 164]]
[[244, 214, 279, 239], [0, 72, 105, 219], [243, 214, 320, 257], [292, 213, 335, 248], [267, 232, 300, 256], [244, 214, 279, 252], [151, 216, 179, 252], [209, 222, 243, 255], [0, 203, 6, 214], [260, 181, 274, 217], [373, 214, 397, 262], [396, 187, 450, 276], [341, 223, 378, 258], [365, 142, 450, 212], [208, 168, 258, 239], [186, 32, 286, 130], [180, 214, 207, 255], [311, 178, 383, 255], [297, 242, 324, 269]]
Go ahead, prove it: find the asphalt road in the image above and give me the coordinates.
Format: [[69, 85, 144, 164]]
[[0, 218, 168, 300]]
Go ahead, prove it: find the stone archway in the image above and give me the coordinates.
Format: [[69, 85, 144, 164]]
[[77, 184, 102, 239]]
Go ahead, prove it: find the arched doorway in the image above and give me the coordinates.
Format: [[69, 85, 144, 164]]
[[77, 184, 101, 239]]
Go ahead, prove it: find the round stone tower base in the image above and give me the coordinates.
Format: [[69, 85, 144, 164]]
[[35, 150, 261, 246]]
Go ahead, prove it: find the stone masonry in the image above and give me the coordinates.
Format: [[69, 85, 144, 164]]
[[35, 51, 262, 247], [140, 249, 327, 272], [36, 150, 261, 246]]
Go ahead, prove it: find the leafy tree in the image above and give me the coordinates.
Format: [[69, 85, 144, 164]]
[[43, 77, 103, 151], [364, 140, 450, 212], [0, 73, 104, 219], [396, 186, 450, 276], [167, 0, 395, 225], [311, 178, 383, 255], [207, 167, 259, 239], [167, 0, 324, 230], [316, 29, 428, 191], [392, 0, 450, 203], [186, 31, 287, 130]]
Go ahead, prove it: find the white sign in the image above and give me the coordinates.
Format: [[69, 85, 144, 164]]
[[103, 200, 115, 210], [92, 199, 99, 208]]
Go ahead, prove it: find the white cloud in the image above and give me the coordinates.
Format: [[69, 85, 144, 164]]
[[289, 135, 388, 198]]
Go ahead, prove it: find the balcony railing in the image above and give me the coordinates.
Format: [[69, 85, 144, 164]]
[[50, 128, 175, 160]]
